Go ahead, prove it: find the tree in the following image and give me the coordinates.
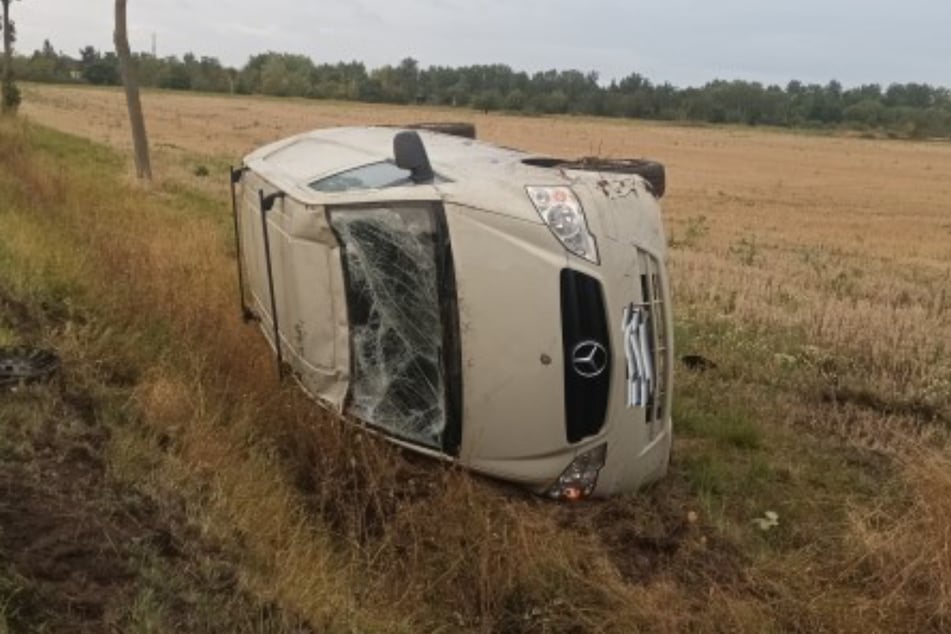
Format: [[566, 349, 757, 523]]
[[79, 46, 120, 85], [158, 55, 190, 90], [471, 88, 502, 112], [1, 0, 21, 114], [114, 0, 151, 179], [395, 57, 419, 102]]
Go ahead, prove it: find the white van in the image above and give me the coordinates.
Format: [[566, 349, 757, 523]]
[[230, 125, 673, 500]]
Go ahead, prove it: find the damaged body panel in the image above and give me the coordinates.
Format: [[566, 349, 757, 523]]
[[236, 169, 351, 408], [234, 126, 673, 499]]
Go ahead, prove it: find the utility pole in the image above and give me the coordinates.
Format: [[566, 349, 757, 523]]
[[115, 0, 152, 179], [1, 0, 20, 115]]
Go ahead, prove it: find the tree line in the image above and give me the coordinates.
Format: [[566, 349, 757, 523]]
[[13, 41, 951, 138]]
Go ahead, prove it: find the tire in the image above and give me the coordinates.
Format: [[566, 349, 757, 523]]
[[561, 158, 666, 198], [406, 122, 477, 140]]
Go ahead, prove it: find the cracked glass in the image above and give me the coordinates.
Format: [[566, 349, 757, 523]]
[[329, 205, 447, 448]]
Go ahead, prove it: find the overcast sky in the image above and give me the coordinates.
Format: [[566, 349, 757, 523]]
[[12, 0, 951, 88]]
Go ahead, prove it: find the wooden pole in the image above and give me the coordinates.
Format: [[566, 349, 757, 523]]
[[114, 0, 152, 179], [1, 0, 16, 115]]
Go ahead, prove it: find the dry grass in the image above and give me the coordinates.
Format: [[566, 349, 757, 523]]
[[845, 450, 951, 632], [1, 83, 950, 632]]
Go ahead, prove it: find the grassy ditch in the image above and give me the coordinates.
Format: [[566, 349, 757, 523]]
[[1, 119, 949, 633]]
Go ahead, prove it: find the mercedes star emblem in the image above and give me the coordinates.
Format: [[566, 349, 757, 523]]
[[571, 340, 608, 378]]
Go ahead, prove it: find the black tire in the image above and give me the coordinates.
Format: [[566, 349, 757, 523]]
[[406, 122, 477, 140], [562, 158, 666, 198]]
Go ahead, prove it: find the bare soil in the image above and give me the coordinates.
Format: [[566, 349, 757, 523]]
[[0, 298, 309, 634], [0, 392, 134, 631]]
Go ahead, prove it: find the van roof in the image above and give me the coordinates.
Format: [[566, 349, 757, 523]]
[[244, 126, 531, 187]]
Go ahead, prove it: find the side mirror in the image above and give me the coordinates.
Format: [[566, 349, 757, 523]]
[[393, 130, 434, 184]]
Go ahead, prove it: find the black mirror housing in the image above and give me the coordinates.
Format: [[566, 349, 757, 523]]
[[393, 131, 435, 183]]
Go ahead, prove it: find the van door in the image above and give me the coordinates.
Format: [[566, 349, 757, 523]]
[[237, 171, 350, 410]]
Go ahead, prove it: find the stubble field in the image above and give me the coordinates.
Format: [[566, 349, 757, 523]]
[[1, 82, 950, 632]]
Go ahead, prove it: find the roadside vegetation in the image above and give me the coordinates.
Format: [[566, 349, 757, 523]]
[[1, 87, 950, 632], [12, 40, 951, 139]]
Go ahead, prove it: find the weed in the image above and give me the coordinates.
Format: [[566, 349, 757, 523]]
[[730, 235, 759, 266], [675, 401, 762, 450], [670, 214, 709, 249]]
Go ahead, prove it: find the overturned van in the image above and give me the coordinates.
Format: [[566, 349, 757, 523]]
[[230, 125, 673, 500]]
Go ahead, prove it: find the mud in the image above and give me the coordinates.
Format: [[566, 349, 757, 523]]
[[0, 386, 138, 631]]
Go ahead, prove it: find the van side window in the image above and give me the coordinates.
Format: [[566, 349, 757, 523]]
[[310, 161, 411, 193]]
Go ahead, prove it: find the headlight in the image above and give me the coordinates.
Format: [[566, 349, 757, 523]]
[[546, 443, 607, 501], [526, 186, 599, 264]]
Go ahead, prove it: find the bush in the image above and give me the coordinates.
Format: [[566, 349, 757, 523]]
[[1, 76, 21, 114]]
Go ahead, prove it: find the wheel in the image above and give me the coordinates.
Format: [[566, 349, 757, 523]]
[[562, 158, 666, 198], [406, 122, 477, 140]]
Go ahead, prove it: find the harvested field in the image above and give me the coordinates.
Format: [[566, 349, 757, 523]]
[[1, 82, 949, 632]]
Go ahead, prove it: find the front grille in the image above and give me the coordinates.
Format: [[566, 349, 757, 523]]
[[635, 250, 669, 424], [560, 269, 611, 444]]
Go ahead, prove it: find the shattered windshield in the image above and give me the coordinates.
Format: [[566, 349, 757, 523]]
[[311, 161, 411, 193], [329, 205, 448, 448]]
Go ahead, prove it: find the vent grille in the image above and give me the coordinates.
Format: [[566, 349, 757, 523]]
[[631, 251, 669, 425]]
